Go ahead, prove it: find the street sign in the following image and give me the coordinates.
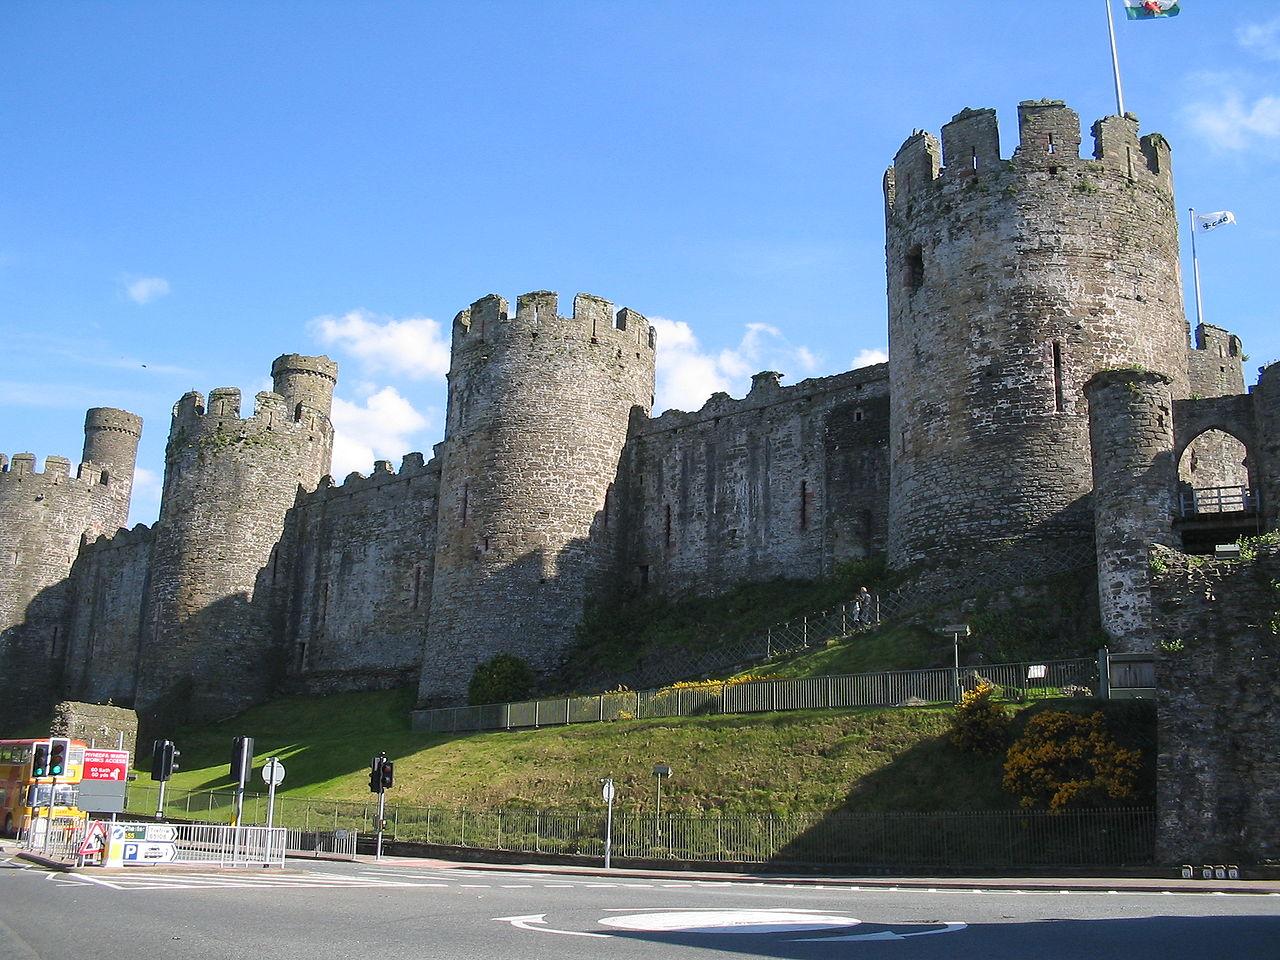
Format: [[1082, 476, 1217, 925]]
[[146, 824, 177, 842], [261, 757, 286, 786], [76, 779, 127, 814], [602, 781, 615, 803], [122, 841, 177, 864], [78, 820, 108, 856], [82, 748, 130, 782]]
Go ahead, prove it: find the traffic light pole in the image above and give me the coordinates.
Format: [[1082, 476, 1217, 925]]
[[155, 779, 168, 820], [40, 776, 55, 855], [376, 789, 386, 861]]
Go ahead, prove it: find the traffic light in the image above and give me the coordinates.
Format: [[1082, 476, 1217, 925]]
[[165, 742, 181, 778], [31, 741, 50, 778], [151, 739, 179, 781], [380, 760, 394, 791], [369, 753, 385, 794], [230, 735, 254, 785], [48, 738, 70, 778]]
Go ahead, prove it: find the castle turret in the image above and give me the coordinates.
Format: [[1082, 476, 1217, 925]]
[[1086, 370, 1177, 650], [884, 101, 1189, 571], [0, 407, 142, 721], [417, 291, 656, 706], [136, 356, 336, 721]]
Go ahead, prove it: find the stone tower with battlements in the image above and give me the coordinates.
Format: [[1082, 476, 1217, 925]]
[[417, 291, 656, 706], [884, 100, 1189, 572], [0, 408, 142, 721], [136, 355, 336, 721]]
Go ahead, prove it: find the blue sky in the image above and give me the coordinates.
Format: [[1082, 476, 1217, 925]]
[[3, 2, 1278, 525]]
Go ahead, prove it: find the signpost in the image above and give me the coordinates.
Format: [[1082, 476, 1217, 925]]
[[83, 748, 130, 782], [261, 757, 285, 866], [601, 778, 616, 869]]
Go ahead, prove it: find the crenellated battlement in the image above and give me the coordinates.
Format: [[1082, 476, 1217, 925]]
[[885, 99, 1173, 213], [83, 522, 154, 552], [305, 451, 440, 504], [0, 451, 121, 492], [169, 388, 320, 442], [450, 289, 657, 360], [635, 363, 890, 438]]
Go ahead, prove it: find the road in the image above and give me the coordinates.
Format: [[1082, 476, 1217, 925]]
[[2, 854, 1278, 959]]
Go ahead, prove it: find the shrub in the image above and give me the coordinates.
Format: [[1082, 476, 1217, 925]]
[[468, 654, 535, 705], [949, 680, 1010, 754], [1002, 710, 1141, 810]]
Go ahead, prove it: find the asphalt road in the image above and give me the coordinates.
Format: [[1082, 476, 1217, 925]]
[[3, 855, 1278, 960]]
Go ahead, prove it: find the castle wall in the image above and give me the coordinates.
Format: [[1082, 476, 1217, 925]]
[[61, 524, 153, 706], [1253, 362, 1280, 531], [621, 366, 890, 597], [884, 102, 1189, 572], [417, 292, 655, 706], [1150, 544, 1280, 864], [137, 358, 336, 722], [0, 408, 141, 722], [284, 453, 439, 694], [1182, 323, 1250, 489], [1086, 370, 1177, 651]]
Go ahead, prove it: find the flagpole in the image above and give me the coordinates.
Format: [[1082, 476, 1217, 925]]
[[1188, 207, 1205, 328], [1106, 0, 1127, 117]]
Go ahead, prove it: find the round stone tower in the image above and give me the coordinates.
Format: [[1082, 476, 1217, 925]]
[[884, 100, 1189, 571], [0, 407, 141, 721], [137, 354, 336, 721], [1086, 370, 1177, 651], [418, 291, 656, 705]]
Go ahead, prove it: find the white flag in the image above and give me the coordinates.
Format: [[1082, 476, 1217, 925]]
[[1195, 210, 1237, 232]]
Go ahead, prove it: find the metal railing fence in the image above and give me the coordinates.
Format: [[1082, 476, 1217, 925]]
[[283, 827, 359, 860], [21, 816, 84, 860], [415, 657, 1098, 734], [120, 788, 1153, 868], [1177, 484, 1256, 517]]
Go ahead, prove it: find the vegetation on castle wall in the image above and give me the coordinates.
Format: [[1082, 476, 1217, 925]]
[[1002, 708, 1145, 811], [950, 681, 1011, 755], [468, 654, 535, 706]]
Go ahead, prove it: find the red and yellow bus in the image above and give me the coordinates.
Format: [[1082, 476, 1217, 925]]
[[0, 738, 86, 838]]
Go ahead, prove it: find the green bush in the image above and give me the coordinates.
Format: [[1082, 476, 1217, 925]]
[[949, 680, 1010, 754], [1002, 709, 1141, 810], [468, 654, 535, 705]]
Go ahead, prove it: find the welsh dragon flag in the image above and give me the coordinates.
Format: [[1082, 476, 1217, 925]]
[[1124, 0, 1181, 18]]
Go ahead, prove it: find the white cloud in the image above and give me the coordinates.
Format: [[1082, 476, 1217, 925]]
[[852, 348, 888, 368], [650, 317, 823, 414], [311, 310, 450, 381], [125, 276, 171, 305], [328, 386, 430, 479], [1185, 74, 1280, 150], [1238, 18, 1280, 60], [127, 466, 162, 526]]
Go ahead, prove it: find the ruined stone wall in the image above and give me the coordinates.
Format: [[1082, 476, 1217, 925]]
[[0, 408, 141, 722], [61, 523, 153, 706], [137, 356, 335, 722], [1150, 544, 1280, 865], [1086, 370, 1177, 651], [620, 365, 890, 597], [284, 453, 439, 694], [1182, 323, 1250, 489], [51, 701, 139, 760], [417, 291, 655, 707], [1254, 362, 1280, 532], [885, 101, 1189, 573]]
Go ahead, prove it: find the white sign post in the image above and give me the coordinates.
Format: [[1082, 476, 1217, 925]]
[[261, 757, 285, 866], [601, 778, 616, 870]]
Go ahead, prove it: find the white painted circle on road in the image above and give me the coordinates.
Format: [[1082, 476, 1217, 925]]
[[599, 910, 862, 935]]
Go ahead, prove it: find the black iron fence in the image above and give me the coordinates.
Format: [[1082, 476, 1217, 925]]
[[123, 785, 1153, 868]]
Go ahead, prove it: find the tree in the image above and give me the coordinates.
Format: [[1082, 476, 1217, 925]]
[[1002, 710, 1141, 810]]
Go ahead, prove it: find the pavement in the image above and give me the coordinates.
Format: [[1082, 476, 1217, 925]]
[[7, 840, 1278, 895]]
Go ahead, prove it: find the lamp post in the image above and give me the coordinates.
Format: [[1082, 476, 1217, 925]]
[[941, 624, 970, 703], [652, 764, 671, 847]]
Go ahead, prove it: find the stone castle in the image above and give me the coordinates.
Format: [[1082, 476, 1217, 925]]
[[3, 103, 1278, 825]]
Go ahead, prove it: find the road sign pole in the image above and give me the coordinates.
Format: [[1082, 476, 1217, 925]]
[[41, 777, 56, 855], [602, 778, 615, 870], [375, 790, 386, 861]]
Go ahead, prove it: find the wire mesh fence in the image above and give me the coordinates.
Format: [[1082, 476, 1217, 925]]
[[120, 786, 1153, 868], [414, 656, 1100, 734]]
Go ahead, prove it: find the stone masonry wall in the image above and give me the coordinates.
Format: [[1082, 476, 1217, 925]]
[[284, 453, 439, 694], [1255, 363, 1280, 532], [1086, 370, 1177, 651], [51, 700, 139, 760], [137, 357, 335, 723], [417, 292, 655, 707], [621, 365, 890, 597], [0, 408, 141, 722], [1182, 323, 1250, 489], [1150, 544, 1280, 864], [885, 102, 1189, 572], [61, 523, 153, 706]]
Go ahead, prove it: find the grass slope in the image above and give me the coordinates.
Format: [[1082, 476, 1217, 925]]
[[132, 686, 1154, 819]]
